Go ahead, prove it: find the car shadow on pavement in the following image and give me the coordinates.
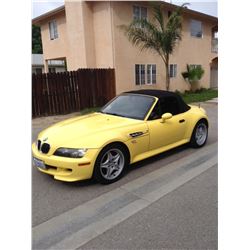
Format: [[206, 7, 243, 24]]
[[128, 143, 189, 171], [59, 177, 98, 187]]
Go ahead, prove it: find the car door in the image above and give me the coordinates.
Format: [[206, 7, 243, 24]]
[[146, 97, 188, 151]]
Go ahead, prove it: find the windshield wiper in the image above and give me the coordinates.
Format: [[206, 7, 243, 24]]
[[105, 112, 127, 118]]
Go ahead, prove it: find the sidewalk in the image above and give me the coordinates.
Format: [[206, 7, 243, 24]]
[[205, 97, 218, 104]]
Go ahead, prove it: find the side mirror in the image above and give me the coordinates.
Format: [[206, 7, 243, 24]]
[[161, 113, 172, 122]]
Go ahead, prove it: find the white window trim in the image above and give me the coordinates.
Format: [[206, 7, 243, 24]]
[[133, 5, 148, 28], [133, 5, 148, 19], [135, 64, 156, 86], [135, 64, 145, 86], [190, 64, 202, 69], [146, 64, 156, 85], [49, 20, 58, 40], [169, 64, 177, 78]]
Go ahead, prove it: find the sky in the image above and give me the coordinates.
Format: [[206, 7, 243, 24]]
[[32, 0, 218, 19]]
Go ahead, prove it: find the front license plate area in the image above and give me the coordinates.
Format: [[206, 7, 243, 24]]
[[33, 158, 47, 170]]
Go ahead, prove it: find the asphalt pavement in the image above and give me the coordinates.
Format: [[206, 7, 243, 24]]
[[32, 101, 218, 249]]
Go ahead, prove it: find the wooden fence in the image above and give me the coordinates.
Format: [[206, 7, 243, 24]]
[[32, 68, 116, 117]]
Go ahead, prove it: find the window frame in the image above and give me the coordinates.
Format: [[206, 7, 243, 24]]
[[133, 5, 148, 28], [169, 64, 177, 78], [135, 64, 145, 86], [49, 20, 58, 40], [189, 64, 202, 70], [100, 94, 156, 121], [34, 68, 43, 74], [147, 97, 182, 120], [49, 67, 56, 73], [190, 19, 203, 38], [147, 64, 156, 85], [135, 64, 157, 86]]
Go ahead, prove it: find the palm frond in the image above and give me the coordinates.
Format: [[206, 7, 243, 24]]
[[123, 19, 162, 53], [151, 2, 165, 32], [120, 2, 186, 61]]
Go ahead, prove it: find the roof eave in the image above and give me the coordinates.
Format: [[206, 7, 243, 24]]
[[32, 5, 65, 26], [158, 1, 217, 22]]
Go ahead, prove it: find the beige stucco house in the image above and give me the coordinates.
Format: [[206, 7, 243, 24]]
[[32, 0, 218, 94]]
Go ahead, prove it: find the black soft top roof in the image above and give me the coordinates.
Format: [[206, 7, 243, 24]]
[[126, 89, 178, 98], [125, 89, 190, 113]]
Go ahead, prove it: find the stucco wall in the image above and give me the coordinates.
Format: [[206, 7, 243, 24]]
[[111, 1, 217, 94], [38, 1, 217, 94], [40, 11, 68, 60]]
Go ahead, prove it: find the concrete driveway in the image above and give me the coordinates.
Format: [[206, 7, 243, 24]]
[[32, 101, 218, 249]]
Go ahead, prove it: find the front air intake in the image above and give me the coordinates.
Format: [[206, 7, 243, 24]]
[[37, 140, 41, 151], [41, 143, 50, 154]]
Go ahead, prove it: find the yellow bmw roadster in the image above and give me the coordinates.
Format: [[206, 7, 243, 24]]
[[32, 90, 208, 184]]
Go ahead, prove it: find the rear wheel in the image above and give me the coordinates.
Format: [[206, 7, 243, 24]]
[[94, 144, 128, 184], [190, 120, 208, 148]]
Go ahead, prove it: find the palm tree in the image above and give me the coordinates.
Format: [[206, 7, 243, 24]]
[[121, 3, 187, 90]]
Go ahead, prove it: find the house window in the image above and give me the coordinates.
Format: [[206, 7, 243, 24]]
[[49, 67, 56, 73], [136, 64, 156, 85], [169, 64, 177, 78], [49, 20, 58, 40], [35, 68, 43, 74], [190, 19, 202, 38], [190, 64, 202, 69], [147, 64, 156, 84], [135, 64, 145, 85], [133, 6, 147, 27]]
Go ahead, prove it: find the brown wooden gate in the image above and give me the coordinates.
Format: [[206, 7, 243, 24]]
[[32, 68, 116, 117]]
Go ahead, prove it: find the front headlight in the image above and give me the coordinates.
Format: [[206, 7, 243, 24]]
[[54, 148, 88, 158]]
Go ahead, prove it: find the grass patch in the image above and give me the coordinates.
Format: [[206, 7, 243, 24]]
[[179, 88, 218, 104], [80, 107, 100, 115]]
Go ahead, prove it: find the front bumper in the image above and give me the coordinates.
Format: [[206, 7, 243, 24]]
[[32, 143, 100, 182]]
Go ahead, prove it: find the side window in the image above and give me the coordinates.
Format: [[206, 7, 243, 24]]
[[160, 97, 180, 116], [148, 101, 161, 120], [148, 97, 182, 120]]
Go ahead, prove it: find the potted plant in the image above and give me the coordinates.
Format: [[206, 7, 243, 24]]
[[182, 64, 204, 92]]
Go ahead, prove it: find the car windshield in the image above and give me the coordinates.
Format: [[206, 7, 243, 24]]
[[100, 94, 155, 120]]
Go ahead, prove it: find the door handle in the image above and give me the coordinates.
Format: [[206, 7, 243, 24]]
[[179, 119, 185, 123]]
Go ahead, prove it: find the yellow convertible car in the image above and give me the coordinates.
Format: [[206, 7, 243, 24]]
[[32, 90, 208, 184]]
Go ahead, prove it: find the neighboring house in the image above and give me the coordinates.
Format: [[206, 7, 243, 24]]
[[32, 54, 66, 74], [32, 1, 218, 93]]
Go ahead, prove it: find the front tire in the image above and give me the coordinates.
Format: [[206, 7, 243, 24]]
[[190, 120, 208, 148], [93, 143, 128, 184]]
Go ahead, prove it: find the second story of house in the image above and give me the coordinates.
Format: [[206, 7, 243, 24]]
[[32, 1, 217, 71]]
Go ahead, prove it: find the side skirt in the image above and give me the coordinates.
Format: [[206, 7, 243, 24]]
[[131, 139, 190, 164]]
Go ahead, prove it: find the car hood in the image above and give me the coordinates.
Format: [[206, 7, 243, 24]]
[[38, 113, 144, 148]]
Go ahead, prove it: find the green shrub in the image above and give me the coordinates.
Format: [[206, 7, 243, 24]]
[[182, 64, 205, 84]]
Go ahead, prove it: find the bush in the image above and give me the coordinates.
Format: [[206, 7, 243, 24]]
[[182, 64, 204, 83]]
